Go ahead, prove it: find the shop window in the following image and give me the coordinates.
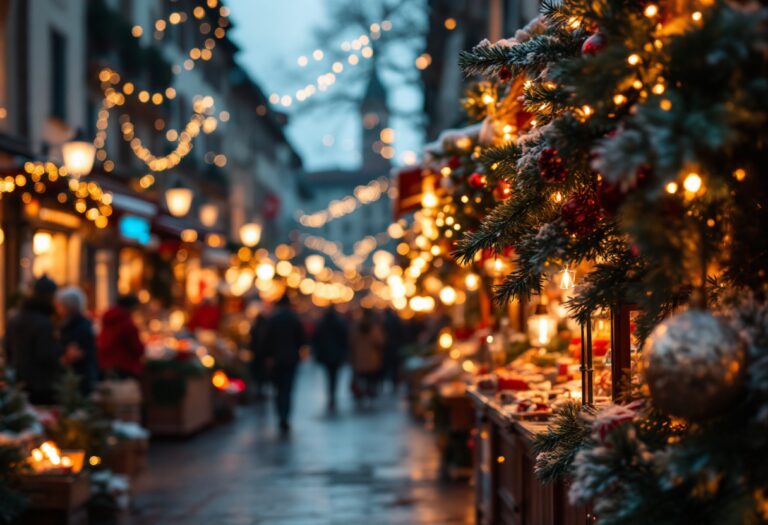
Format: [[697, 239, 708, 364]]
[[118, 248, 145, 295], [31, 229, 78, 285]]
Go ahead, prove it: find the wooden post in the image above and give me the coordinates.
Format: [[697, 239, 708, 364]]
[[610, 304, 636, 402]]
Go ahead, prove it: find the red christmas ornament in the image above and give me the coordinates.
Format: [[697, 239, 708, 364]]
[[597, 178, 624, 215], [498, 66, 512, 82], [538, 147, 568, 183], [581, 32, 607, 56], [447, 155, 461, 169], [561, 191, 602, 236], [493, 180, 512, 201], [468, 172, 487, 189]]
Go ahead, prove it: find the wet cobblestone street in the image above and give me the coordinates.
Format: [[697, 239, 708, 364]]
[[129, 363, 474, 525]]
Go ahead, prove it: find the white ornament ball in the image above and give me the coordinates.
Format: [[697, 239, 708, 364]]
[[642, 310, 746, 421]]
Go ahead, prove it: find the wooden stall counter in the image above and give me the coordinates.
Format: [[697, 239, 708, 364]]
[[468, 387, 593, 525]]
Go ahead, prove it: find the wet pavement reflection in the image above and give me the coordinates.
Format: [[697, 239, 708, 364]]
[[130, 363, 474, 525]]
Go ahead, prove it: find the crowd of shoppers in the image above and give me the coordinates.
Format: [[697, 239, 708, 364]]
[[4, 275, 145, 405], [3, 274, 414, 441]]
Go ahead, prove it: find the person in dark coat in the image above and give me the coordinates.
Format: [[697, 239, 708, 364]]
[[97, 295, 145, 379], [248, 301, 272, 400], [262, 294, 305, 434], [312, 306, 348, 411], [382, 308, 406, 392], [55, 286, 98, 396], [4, 276, 62, 404]]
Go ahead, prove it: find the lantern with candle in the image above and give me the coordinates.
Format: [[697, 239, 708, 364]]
[[527, 302, 557, 348], [27, 441, 85, 475], [62, 129, 96, 179], [165, 184, 194, 217]]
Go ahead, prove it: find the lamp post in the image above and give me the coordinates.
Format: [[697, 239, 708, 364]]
[[165, 184, 194, 217], [62, 129, 96, 178]]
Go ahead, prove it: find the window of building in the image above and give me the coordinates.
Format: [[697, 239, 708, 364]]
[[50, 29, 67, 121]]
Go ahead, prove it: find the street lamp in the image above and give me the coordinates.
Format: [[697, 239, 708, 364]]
[[239, 222, 262, 247], [165, 184, 194, 217], [62, 129, 96, 178]]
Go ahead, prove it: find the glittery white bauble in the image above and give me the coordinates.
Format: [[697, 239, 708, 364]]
[[642, 310, 746, 421]]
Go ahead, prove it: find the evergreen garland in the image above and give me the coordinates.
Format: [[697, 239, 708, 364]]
[[453, 0, 768, 522]]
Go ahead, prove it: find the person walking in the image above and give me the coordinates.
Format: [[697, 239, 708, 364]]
[[312, 305, 348, 412], [349, 308, 384, 405], [382, 308, 405, 393], [97, 294, 145, 379], [4, 276, 62, 404], [55, 286, 98, 396], [262, 294, 305, 435], [248, 301, 272, 400]]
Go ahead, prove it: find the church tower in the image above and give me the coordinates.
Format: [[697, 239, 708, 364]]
[[360, 66, 392, 175]]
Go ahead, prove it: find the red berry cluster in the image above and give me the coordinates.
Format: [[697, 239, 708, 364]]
[[561, 191, 602, 236], [538, 147, 568, 183]]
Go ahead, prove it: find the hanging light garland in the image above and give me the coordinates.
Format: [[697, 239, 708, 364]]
[[268, 20, 393, 108], [130, 0, 231, 74], [297, 176, 392, 227], [0, 163, 113, 228], [94, 69, 220, 173]]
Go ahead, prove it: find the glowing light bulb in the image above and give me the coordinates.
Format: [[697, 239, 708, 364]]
[[683, 172, 702, 193], [559, 267, 575, 290]]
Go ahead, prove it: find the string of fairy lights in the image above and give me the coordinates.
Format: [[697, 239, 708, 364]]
[[1, 163, 113, 229], [92, 0, 232, 178], [130, 0, 231, 74], [297, 176, 392, 227], [94, 69, 221, 174], [268, 20, 393, 108]]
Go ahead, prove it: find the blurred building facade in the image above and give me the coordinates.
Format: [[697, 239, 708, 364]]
[[0, 0, 304, 336], [300, 67, 393, 258], [421, 0, 541, 138]]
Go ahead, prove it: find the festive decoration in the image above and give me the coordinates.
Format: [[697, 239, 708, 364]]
[[560, 191, 601, 236], [468, 172, 487, 188], [457, 0, 768, 521], [298, 177, 390, 227], [538, 147, 568, 183], [580, 32, 606, 56], [493, 180, 512, 201], [642, 310, 746, 421]]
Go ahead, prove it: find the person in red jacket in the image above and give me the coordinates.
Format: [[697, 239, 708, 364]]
[[97, 294, 145, 378], [187, 298, 222, 332]]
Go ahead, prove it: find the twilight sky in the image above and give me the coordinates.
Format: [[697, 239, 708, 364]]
[[227, 0, 425, 172]]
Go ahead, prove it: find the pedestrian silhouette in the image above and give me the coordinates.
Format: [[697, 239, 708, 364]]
[[349, 308, 384, 406], [312, 305, 349, 412], [262, 294, 305, 435]]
